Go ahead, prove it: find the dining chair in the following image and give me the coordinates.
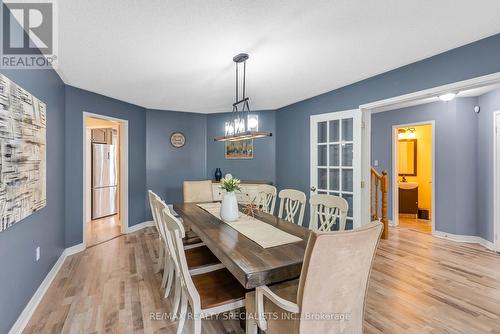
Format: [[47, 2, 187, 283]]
[[183, 180, 214, 203], [255, 184, 277, 215], [148, 190, 166, 273], [161, 207, 246, 334], [246, 221, 383, 334], [155, 200, 224, 319], [309, 194, 349, 231], [278, 189, 306, 226]]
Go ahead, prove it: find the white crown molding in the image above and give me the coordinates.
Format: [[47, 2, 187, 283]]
[[433, 230, 495, 252]]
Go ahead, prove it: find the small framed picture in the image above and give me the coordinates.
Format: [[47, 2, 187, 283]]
[[225, 139, 253, 159], [170, 132, 186, 148]]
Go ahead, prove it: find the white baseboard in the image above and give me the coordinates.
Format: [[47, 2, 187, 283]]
[[8, 249, 67, 334], [433, 230, 496, 252], [126, 220, 154, 233], [64, 243, 85, 256]]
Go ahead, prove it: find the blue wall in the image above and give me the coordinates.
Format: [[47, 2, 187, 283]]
[[206, 111, 276, 183], [146, 109, 207, 210], [371, 99, 480, 236], [0, 70, 66, 333], [64, 86, 148, 247], [477, 89, 500, 241], [275, 34, 500, 228], [455, 97, 479, 236]]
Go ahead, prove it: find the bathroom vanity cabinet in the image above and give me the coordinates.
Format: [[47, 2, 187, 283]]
[[399, 186, 418, 214]]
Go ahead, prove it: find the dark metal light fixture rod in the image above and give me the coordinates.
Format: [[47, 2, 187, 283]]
[[232, 97, 249, 107]]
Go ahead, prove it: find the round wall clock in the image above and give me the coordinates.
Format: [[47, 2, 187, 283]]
[[170, 132, 186, 148]]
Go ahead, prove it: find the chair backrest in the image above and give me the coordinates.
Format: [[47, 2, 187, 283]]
[[309, 194, 349, 231], [183, 180, 214, 203], [148, 190, 160, 232], [161, 207, 201, 309], [255, 184, 277, 215], [296, 222, 383, 333], [277, 189, 306, 226]]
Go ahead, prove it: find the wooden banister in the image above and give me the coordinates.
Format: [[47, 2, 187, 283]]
[[371, 167, 389, 239]]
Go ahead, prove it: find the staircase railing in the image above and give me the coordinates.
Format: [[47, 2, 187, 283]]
[[371, 167, 389, 239]]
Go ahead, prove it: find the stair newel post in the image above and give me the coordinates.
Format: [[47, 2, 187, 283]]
[[380, 169, 389, 239]]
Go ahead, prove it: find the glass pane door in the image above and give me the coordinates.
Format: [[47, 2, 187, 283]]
[[311, 110, 361, 229]]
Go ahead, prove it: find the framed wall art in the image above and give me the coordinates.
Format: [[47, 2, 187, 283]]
[[225, 139, 253, 159], [0, 74, 47, 232]]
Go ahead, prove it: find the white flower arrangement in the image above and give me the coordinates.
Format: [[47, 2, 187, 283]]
[[220, 176, 241, 193]]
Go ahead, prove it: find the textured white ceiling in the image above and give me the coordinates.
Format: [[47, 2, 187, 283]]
[[57, 0, 500, 113]]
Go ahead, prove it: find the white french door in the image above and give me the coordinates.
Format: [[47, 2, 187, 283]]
[[310, 109, 362, 229]]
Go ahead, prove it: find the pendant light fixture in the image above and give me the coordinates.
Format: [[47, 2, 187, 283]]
[[214, 53, 272, 142]]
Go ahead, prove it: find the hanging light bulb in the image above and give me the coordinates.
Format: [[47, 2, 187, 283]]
[[398, 129, 407, 140], [407, 128, 416, 139]]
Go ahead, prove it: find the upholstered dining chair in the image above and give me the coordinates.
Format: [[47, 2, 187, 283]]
[[278, 189, 307, 226], [255, 184, 277, 215], [246, 221, 383, 334], [183, 180, 214, 203], [161, 207, 246, 334], [309, 194, 349, 231]]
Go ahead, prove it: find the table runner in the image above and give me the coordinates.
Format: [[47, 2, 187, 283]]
[[197, 202, 302, 248]]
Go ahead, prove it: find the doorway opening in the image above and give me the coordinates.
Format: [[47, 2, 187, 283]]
[[84, 114, 128, 248], [394, 123, 434, 234], [359, 72, 500, 240]]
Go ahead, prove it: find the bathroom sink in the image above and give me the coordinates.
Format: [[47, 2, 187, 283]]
[[399, 182, 418, 190]]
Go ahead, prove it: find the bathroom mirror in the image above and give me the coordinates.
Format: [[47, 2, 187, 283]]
[[398, 139, 417, 176]]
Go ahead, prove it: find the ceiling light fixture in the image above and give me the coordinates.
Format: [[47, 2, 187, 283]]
[[438, 92, 457, 102], [214, 53, 272, 142]]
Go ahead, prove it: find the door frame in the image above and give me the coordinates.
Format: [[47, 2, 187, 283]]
[[493, 111, 500, 251], [310, 109, 362, 228], [359, 71, 500, 228], [391, 121, 436, 233], [82, 112, 129, 249]]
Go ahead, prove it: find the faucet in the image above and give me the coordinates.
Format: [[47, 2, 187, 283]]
[[401, 175, 407, 182]]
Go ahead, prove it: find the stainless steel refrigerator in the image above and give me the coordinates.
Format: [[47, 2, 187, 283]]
[[92, 143, 118, 219]]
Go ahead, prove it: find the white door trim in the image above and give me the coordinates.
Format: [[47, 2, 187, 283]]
[[310, 109, 362, 228], [493, 111, 500, 251], [359, 71, 500, 227], [391, 121, 435, 234], [82, 112, 129, 249]]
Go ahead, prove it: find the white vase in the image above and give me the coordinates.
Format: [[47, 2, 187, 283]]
[[220, 191, 239, 222]]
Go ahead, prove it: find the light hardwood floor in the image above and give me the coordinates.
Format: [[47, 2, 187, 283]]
[[85, 215, 122, 247], [398, 215, 432, 234], [24, 226, 500, 333]]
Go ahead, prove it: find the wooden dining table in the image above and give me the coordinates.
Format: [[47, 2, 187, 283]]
[[173, 202, 310, 289]]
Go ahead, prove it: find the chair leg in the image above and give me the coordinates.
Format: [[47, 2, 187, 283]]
[[161, 256, 170, 288], [164, 262, 174, 296], [193, 316, 201, 334], [246, 318, 258, 334], [176, 290, 188, 334], [156, 238, 164, 273], [171, 275, 181, 319]]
